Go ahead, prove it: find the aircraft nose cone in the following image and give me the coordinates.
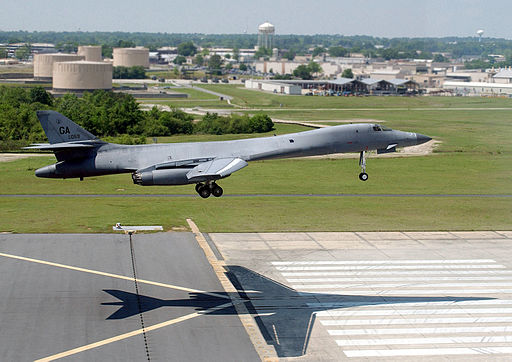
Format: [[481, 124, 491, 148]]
[[416, 133, 432, 145]]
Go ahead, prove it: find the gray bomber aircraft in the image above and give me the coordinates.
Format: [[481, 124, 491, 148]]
[[28, 110, 431, 198]]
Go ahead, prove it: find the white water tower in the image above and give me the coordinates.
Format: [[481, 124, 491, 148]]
[[258, 22, 275, 49], [477, 29, 484, 42]]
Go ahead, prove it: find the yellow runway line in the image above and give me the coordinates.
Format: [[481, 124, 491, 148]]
[[35, 302, 233, 361], [0, 251, 229, 299]]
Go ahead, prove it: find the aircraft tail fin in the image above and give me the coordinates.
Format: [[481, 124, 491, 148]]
[[36, 110, 98, 144]]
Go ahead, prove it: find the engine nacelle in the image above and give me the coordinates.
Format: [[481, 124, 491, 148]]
[[132, 168, 191, 186]]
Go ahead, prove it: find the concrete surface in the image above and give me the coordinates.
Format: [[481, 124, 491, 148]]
[[0, 233, 259, 362], [210, 231, 512, 361]]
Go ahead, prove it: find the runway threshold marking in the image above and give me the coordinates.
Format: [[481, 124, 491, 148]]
[[187, 219, 278, 362], [0, 251, 229, 300], [35, 302, 233, 362]]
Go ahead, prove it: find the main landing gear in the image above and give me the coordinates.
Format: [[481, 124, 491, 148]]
[[358, 151, 369, 181], [195, 182, 224, 198]]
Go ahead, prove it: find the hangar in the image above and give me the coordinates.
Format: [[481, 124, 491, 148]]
[[245, 78, 419, 95]]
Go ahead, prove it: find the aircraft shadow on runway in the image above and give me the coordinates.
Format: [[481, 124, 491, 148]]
[[102, 265, 493, 358]]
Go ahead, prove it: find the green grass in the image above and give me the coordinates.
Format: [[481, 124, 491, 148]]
[[1, 196, 510, 233], [2, 95, 512, 233]]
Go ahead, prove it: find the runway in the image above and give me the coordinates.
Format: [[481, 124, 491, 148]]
[[2, 230, 512, 361], [1, 193, 511, 198]]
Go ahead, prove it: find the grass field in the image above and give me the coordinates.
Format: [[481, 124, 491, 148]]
[[2, 91, 511, 233]]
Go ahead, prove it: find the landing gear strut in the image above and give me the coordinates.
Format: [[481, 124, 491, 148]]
[[358, 151, 369, 181], [196, 182, 223, 198]]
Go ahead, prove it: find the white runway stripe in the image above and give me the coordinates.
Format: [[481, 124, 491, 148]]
[[321, 316, 512, 326], [316, 308, 512, 317], [328, 326, 512, 336], [272, 260, 497, 265], [276, 264, 505, 271], [336, 336, 512, 346], [287, 276, 512, 282], [294, 282, 512, 289], [343, 347, 512, 357], [301, 289, 512, 295], [308, 299, 512, 308], [282, 270, 512, 276]]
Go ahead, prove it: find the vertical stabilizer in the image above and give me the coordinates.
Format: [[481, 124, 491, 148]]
[[36, 110, 98, 144]]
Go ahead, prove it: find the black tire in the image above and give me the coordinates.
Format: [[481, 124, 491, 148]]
[[359, 172, 369, 181], [195, 183, 203, 193], [212, 184, 223, 197], [199, 186, 211, 198]]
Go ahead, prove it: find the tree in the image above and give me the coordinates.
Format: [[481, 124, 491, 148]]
[[15, 44, 31, 60], [293, 65, 312, 80], [224, 63, 232, 70], [29, 87, 53, 106], [307, 61, 322, 75], [177, 41, 197, 57], [282, 50, 296, 61], [312, 46, 326, 57], [255, 47, 272, 58], [328, 46, 347, 57], [224, 53, 231, 59], [0, 47, 7, 58], [232, 47, 240, 61], [208, 54, 222, 71], [341, 68, 354, 78], [433, 53, 448, 62], [173, 55, 186, 65], [239, 63, 247, 71], [194, 54, 204, 65]]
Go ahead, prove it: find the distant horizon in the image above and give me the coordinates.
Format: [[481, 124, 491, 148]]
[[1, 0, 512, 39], [0, 29, 507, 42]]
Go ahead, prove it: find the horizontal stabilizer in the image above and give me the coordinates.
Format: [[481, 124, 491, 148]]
[[23, 142, 97, 151], [187, 157, 248, 182]]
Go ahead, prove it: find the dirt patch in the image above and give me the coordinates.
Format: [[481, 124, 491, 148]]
[[304, 139, 440, 160], [0, 153, 50, 162]]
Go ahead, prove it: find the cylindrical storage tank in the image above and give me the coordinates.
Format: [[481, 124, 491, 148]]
[[33, 53, 85, 80], [52, 61, 112, 91], [113, 47, 149, 68], [77, 45, 102, 62]]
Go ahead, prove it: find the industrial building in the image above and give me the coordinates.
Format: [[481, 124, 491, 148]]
[[244, 79, 301, 95], [52, 61, 112, 92], [113, 47, 149, 68], [33, 53, 85, 80], [77, 46, 102, 62], [443, 81, 512, 96], [245, 78, 418, 95]]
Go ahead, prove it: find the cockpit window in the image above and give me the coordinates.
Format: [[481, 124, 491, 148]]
[[373, 124, 392, 131]]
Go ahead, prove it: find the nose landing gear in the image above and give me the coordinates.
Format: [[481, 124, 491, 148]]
[[195, 182, 224, 198], [358, 151, 369, 181]]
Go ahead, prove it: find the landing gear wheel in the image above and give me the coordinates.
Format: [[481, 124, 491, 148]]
[[198, 186, 211, 198], [358, 151, 368, 181], [195, 183, 204, 193], [211, 184, 223, 197]]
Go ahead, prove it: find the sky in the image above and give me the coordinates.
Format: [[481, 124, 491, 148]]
[[1, 0, 511, 38]]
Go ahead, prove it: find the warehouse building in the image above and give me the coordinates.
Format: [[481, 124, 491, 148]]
[[244, 79, 301, 95], [443, 81, 512, 96]]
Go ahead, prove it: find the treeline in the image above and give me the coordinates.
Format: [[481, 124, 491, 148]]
[[3, 31, 512, 60], [0, 87, 274, 150], [113, 66, 146, 79]]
